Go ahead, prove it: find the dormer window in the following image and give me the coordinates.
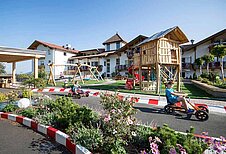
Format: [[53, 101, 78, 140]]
[[107, 44, 110, 51], [116, 42, 120, 49]]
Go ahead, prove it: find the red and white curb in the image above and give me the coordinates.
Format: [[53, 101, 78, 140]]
[[0, 112, 91, 154], [31, 88, 226, 114]]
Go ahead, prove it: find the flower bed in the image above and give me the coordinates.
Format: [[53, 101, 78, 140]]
[[0, 90, 226, 154]]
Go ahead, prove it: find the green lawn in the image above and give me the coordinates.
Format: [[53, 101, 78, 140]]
[[47, 79, 106, 87], [82, 80, 217, 99]]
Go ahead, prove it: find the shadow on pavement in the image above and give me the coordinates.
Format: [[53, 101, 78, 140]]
[[29, 138, 71, 154], [134, 106, 202, 122]]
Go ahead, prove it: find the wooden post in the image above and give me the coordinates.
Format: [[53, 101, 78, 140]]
[[72, 66, 79, 83], [156, 63, 161, 94], [139, 48, 142, 90], [34, 58, 38, 79], [78, 66, 84, 84], [177, 65, 181, 92], [47, 63, 56, 86], [89, 67, 99, 81], [12, 62, 16, 84]]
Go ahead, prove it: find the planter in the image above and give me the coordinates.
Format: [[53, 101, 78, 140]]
[[191, 80, 226, 98]]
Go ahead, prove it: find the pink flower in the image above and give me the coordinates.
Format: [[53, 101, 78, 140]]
[[127, 117, 133, 125], [104, 114, 111, 122], [111, 109, 116, 113], [149, 136, 153, 143], [169, 148, 177, 154], [155, 137, 162, 143]]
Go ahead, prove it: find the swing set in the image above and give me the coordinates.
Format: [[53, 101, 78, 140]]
[[47, 63, 103, 86]]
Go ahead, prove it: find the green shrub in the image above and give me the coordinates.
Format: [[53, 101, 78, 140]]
[[22, 89, 33, 98], [197, 76, 202, 81], [19, 107, 37, 118], [34, 78, 47, 89], [132, 125, 156, 150], [2, 104, 18, 112], [201, 78, 209, 83], [71, 126, 103, 152], [193, 72, 197, 79], [100, 93, 137, 153], [0, 93, 6, 102], [200, 73, 209, 79], [6, 91, 18, 102]]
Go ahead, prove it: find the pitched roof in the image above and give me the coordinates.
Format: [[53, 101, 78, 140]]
[[80, 48, 105, 53], [116, 35, 148, 53], [138, 26, 188, 46], [182, 29, 226, 51], [103, 33, 127, 45], [28, 40, 79, 54], [69, 51, 115, 60]]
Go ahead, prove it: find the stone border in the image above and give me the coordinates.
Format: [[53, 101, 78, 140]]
[[0, 112, 91, 154], [191, 80, 226, 98]]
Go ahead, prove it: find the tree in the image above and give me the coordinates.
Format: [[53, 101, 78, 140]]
[[0, 63, 6, 74], [194, 58, 204, 75], [210, 45, 226, 81], [202, 54, 214, 74]]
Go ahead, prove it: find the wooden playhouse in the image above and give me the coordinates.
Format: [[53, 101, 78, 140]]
[[134, 26, 189, 93]]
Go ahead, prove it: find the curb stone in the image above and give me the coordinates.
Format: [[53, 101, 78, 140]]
[[0, 112, 91, 154]]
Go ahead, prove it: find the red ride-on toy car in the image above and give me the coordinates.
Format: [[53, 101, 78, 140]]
[[68, 89, 90, 99], [164, 93, 209, 121]]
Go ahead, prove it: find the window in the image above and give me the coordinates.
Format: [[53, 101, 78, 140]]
[[107, 44, 110, 51], [116, 58, 120, 65], [48, 50, 51, 55], [116, 42, 120, 49], [104, 61, 106, 66], [48, 60, 51, 63], [64, 52, 67, 56], [87, 62, 90, 65], [40, 61, 44, 65], [106, 59, 110, 73], [92, 62, 98, 66]]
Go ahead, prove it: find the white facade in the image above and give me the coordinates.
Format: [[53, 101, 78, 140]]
[[182, 30, 226, 79], [105, 42, 126, 51], [32, 44, 76, 78]]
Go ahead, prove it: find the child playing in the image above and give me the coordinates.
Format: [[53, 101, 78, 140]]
[[71, 81, 81, 93], [165, 81, 193, 113]]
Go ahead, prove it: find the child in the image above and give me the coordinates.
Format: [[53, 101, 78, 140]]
[[165, 81, 193, 113], [71, 81, 81, 93]]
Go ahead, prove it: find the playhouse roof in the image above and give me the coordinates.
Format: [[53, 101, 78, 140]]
[[138, 26, 188, 46]]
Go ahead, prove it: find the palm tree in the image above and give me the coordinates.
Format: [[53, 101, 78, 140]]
[[202, 54, 214, 74], [210, 45, 226, 81], [195, 58, 204, 75]]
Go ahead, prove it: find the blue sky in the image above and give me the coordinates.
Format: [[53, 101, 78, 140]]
[[1, 0, 226, 73]]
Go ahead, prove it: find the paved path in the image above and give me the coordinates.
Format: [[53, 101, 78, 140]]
[[0, 118, 70, 154]]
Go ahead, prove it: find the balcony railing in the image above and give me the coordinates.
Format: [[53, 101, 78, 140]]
[[182, 63, 192, 69], [115, 65, 129, 71], [191, 62, 226, 70]]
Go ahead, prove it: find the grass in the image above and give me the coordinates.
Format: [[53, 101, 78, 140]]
[[82, 80, 218, 99], [47, 79, 106, 88]]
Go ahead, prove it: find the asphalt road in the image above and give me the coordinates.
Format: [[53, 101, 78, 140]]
[[47, 93, 226, 138], [0, 118, 70, 154]]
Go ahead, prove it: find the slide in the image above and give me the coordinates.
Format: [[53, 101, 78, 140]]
[[125, 65, 144, 90]]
